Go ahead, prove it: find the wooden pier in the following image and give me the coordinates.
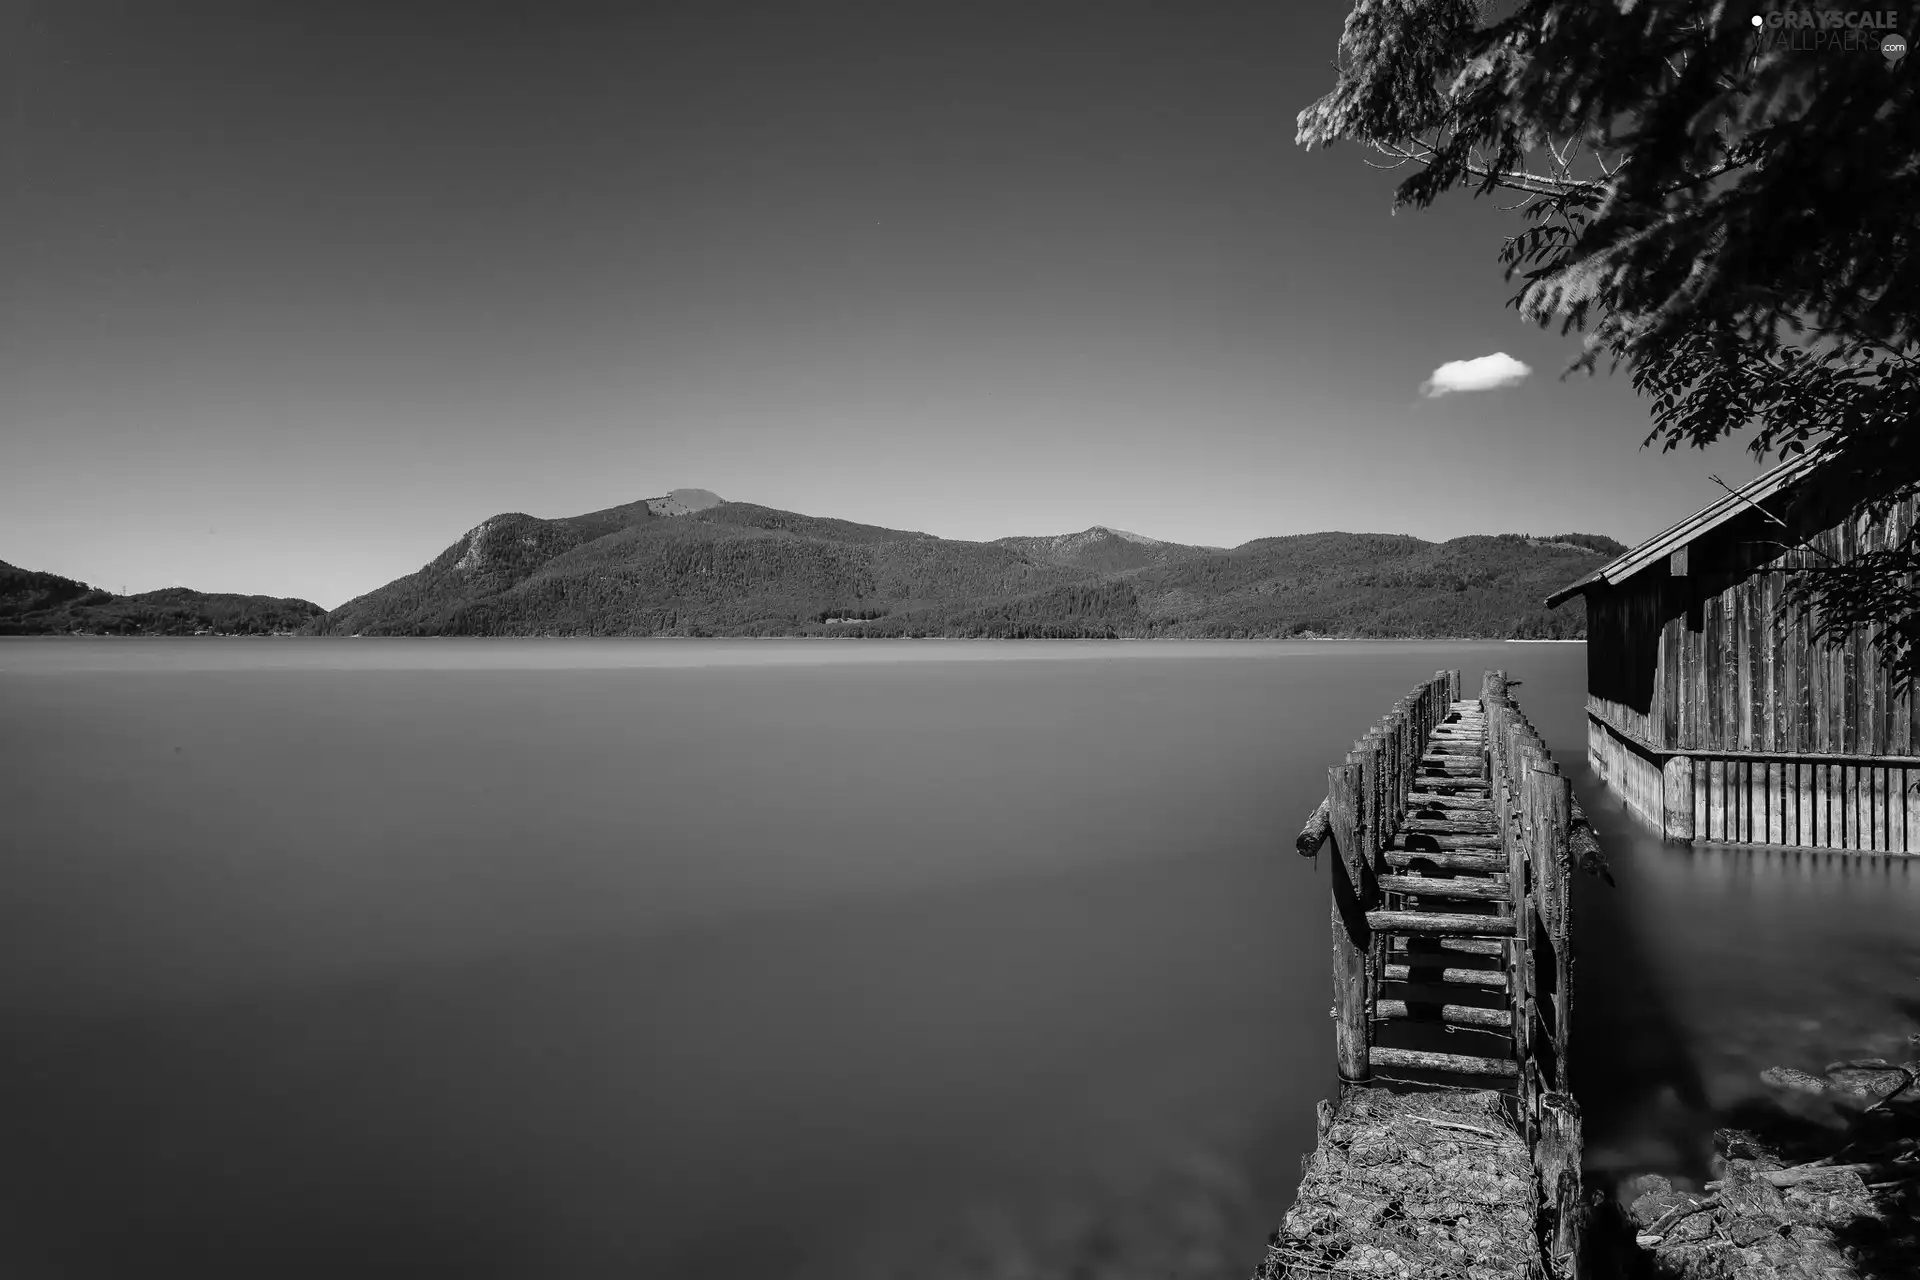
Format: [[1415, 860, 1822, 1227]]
[[1261, 670, 1597, 1280]]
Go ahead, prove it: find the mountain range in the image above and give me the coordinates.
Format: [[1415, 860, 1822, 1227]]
[[4, 490, 1622, 640], [305, 489, 1618, 640]]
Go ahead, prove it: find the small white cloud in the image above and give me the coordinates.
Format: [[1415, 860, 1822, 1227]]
[[1420, 352, 1532, 398]]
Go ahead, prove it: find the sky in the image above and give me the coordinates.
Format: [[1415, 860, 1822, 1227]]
[[2, 1, 1772, 609]]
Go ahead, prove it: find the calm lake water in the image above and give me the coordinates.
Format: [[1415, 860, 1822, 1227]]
[[2, 638, 1914, 1278]]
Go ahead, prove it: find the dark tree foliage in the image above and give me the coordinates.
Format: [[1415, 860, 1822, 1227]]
[[1299, 0, 1920, 688]]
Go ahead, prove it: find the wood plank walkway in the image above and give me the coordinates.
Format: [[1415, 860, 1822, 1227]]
[[1362, 696, 1523, 1084], [1278, 671, 1593, 1278]]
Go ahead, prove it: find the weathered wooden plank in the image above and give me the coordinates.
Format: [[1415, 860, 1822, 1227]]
[[1843, 527, 1861, 756], [1383, 850, 1505, 873], [1369, 1045, 1517, 1078], [1375, 999, 1512, 1030], [1834, 760, 1847, 849], [1411, 780, 1492, 796], [1675, 623, 1691, 750], [1873, 764, 1889, 853], [1390, 936, 1505, 957], [1656, 609, 1675, 748], [1736, 582, 1752, 752], [1789, 760, 1803, 847], [1905, 765, 1919, 855], [1735, 582, 1752, 750], [1769, 571, 1789, 757], [1833, 760, 1847, 849], [1764, 570, 1781, 754], [1705, 756, 1725, 842], [1391, 832, 1501, 854], [1401, 815, 1498, 836], [1769, 760, 1785, 846], [1376, 874, 1508, 901], [1793, 601, 1814, 755], [1707, 591, 1725, 750], [1894, 672, 1913, 759], [1814, 613, 1833, 753], [1380, 962, 1509, 988], [1688, 741, 1706, 838], [1365, 911, 1516, 938], [1406, 793, 1494, 812]]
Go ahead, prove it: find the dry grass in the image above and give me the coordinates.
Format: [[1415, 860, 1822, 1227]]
[[1255, 1086, 1540, 1280]]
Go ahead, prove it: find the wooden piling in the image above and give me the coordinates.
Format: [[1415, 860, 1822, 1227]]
[[1327, 761, 1372, 1084], [1535, 1092, 1587, 1276], [1661, 754, 1695, 843]]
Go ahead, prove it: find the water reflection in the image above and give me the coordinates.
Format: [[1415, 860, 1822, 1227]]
[[1573, 776, 1919, 1187]]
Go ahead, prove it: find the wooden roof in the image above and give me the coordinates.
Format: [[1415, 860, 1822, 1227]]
[[1544, 449, 1826, 608]]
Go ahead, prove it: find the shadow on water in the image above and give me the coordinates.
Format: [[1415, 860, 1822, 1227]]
[[1567, 766, 1719, 1188], [1566, 773, 1920, 1208]]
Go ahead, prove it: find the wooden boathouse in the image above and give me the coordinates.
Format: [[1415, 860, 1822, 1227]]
[[1266, 671, 1594, 1279], [1546, 452, 1920, 854]]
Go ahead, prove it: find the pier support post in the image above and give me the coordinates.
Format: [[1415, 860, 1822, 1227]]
[[1535, 1092, 1588, 1277], [1661, 755, 1695, 844], [1326, 761, 1372, 1084]]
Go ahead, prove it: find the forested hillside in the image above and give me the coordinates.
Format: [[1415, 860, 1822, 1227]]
[[0, 561, 325, 635], [309, 496, 1622, 639]]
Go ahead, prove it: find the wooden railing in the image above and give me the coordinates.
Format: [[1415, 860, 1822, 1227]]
[[1296, 669, 1462, 1080], [1587, 703, 1920, 852], [1482, 676, 1583, 1269]]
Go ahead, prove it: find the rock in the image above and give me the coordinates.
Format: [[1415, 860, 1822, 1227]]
[[1714, 1128, 1770, 1161], [1628, 1179, 1698, 1230]]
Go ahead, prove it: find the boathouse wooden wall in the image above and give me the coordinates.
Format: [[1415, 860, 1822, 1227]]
[[1583, 492, 1920, 854]]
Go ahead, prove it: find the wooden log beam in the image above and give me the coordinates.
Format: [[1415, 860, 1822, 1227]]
[[1295, 795, 1331, 857], [1375, 999, 1512, 1030], [1376, 874, 1509, 901], [1382, 962, 1509, 988], [1384, 850, 1505, 873], [1365, 910, 1517, 937], [1391, 831, 1501, 852], [1717, 1160, 1920, 1189], [1392, 936, 1506, 957], [1401, 816, 1498, 837], [1370, 1045, 1517, 1078], [1406, 793, 1494, 811]]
